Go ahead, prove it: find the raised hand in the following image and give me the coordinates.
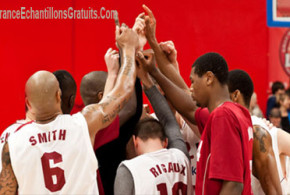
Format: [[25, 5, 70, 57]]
[[115, 25, 139, 50], [136, 49, 157, 75], [142, 5, 157, 44], [104, 48, 120, 75], [133, 13, 147, 51], [159, 41, 179, 71]]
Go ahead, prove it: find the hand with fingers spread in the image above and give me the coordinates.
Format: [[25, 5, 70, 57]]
[[105, 48, 120, 75], [142, 4, 157, 44], [159, 41, 179, 72], [115, 25, 139, 50], [133, 13, 147, 51]]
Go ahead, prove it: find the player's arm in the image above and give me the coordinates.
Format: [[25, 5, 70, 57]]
[[136, 58, 189, 159], [136, 51, 197, 125], [142, 5, 189, 91], [220, 181, 243, 195], [252, 125, 282, 195], [82, 26, 138, 145], [103, 48, 120, 97], [114, 165, 134, 195], [103, 47, 138, 127], [277, 128, 290, 157], [0, 142, 18, 195]]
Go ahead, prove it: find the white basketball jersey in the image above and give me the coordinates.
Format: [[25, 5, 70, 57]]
[[0, 120, 26, 172], [8, 113, 99, 194], [180, 118, 199, 189], [121, 148, 193, 195], [151, 113, 199, 188], [251, 116, 286, 195]]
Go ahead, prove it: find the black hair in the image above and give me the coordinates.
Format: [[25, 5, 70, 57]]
[[53, 70, 77, 96], [53, 70, 77, 114], [271, 81, 285, 95], [228, 69, 254, 108], [192, 52, 228, 85], [133, 118, 166, 142]]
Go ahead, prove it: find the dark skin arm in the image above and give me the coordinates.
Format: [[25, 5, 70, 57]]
[[141, 5, 189, 91], [252, 125, 282, 195], [220, 181, 243, 195], [0, 142, 18, 195], [136, 51, 197, 125]]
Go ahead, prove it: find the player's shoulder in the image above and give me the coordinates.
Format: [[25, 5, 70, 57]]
[[215, 102, 249, 117]]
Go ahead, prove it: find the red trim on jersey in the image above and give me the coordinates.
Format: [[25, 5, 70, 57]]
[[97, 169, 104, 195], [14, 121, 34, 133]]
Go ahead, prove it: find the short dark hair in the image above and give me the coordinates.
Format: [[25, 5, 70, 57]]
[[271, 81, 285, 94], [53, 70, 77, 114], [53, 70, 77, 97], [228, 69, 254, 108], [192, 52, 228, 85], [133, 118, 166, 142]]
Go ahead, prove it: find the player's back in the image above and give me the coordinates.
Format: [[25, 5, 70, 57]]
[[121, 148, 192, 195], [8, 113, 99, 194]]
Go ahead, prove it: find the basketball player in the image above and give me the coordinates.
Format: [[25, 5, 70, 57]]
[[0, 70, 74, 173], [114, 55, 192, 194], [80, 48, 143, 194], [0, 107, 34, 172], [227, 69, 282, 194], [141, 5, 252, 194], [0, 25, 139, 194], [53, 70, 77, 114], [147, 40, 200, 190]]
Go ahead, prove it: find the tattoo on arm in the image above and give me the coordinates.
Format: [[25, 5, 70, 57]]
[[0, 142, 18, 195], [122, 56, 134, 76], [253, 126, 267, 153]]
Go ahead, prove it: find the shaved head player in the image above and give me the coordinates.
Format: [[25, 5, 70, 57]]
[[0, 25, 139, 194]]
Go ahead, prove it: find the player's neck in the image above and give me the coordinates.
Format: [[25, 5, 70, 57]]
[[35, 110, 62, 124], [139, 139, 164, 154], [208, 84, 231, 113]]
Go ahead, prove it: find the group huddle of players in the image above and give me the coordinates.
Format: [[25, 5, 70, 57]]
[[0, 4, 290, 195]]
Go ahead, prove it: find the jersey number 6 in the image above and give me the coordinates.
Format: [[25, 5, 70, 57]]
[[41, 152, 66, 192]]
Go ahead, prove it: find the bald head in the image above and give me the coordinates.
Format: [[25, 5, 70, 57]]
[[80, 71, 107, 106], [25, 71, 61, 120]]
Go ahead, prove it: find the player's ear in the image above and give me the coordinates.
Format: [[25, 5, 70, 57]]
[[162, 138, 168, 148], [132, 135, 138, 148], [25, 97, 32, 112], [205, 71, 214, 86], [230, 90, 239, 103], [97, 91, 103, 102], [56, 89, 62, 103]]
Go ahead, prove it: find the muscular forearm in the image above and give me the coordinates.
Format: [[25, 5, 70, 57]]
[[145, 86, 189, 159], [253, 126, 282, 195], [150, 68, 197, 124], [103, 74, 117, 97], [148, 40, 189, 91], [83, 47, 137, 141]]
